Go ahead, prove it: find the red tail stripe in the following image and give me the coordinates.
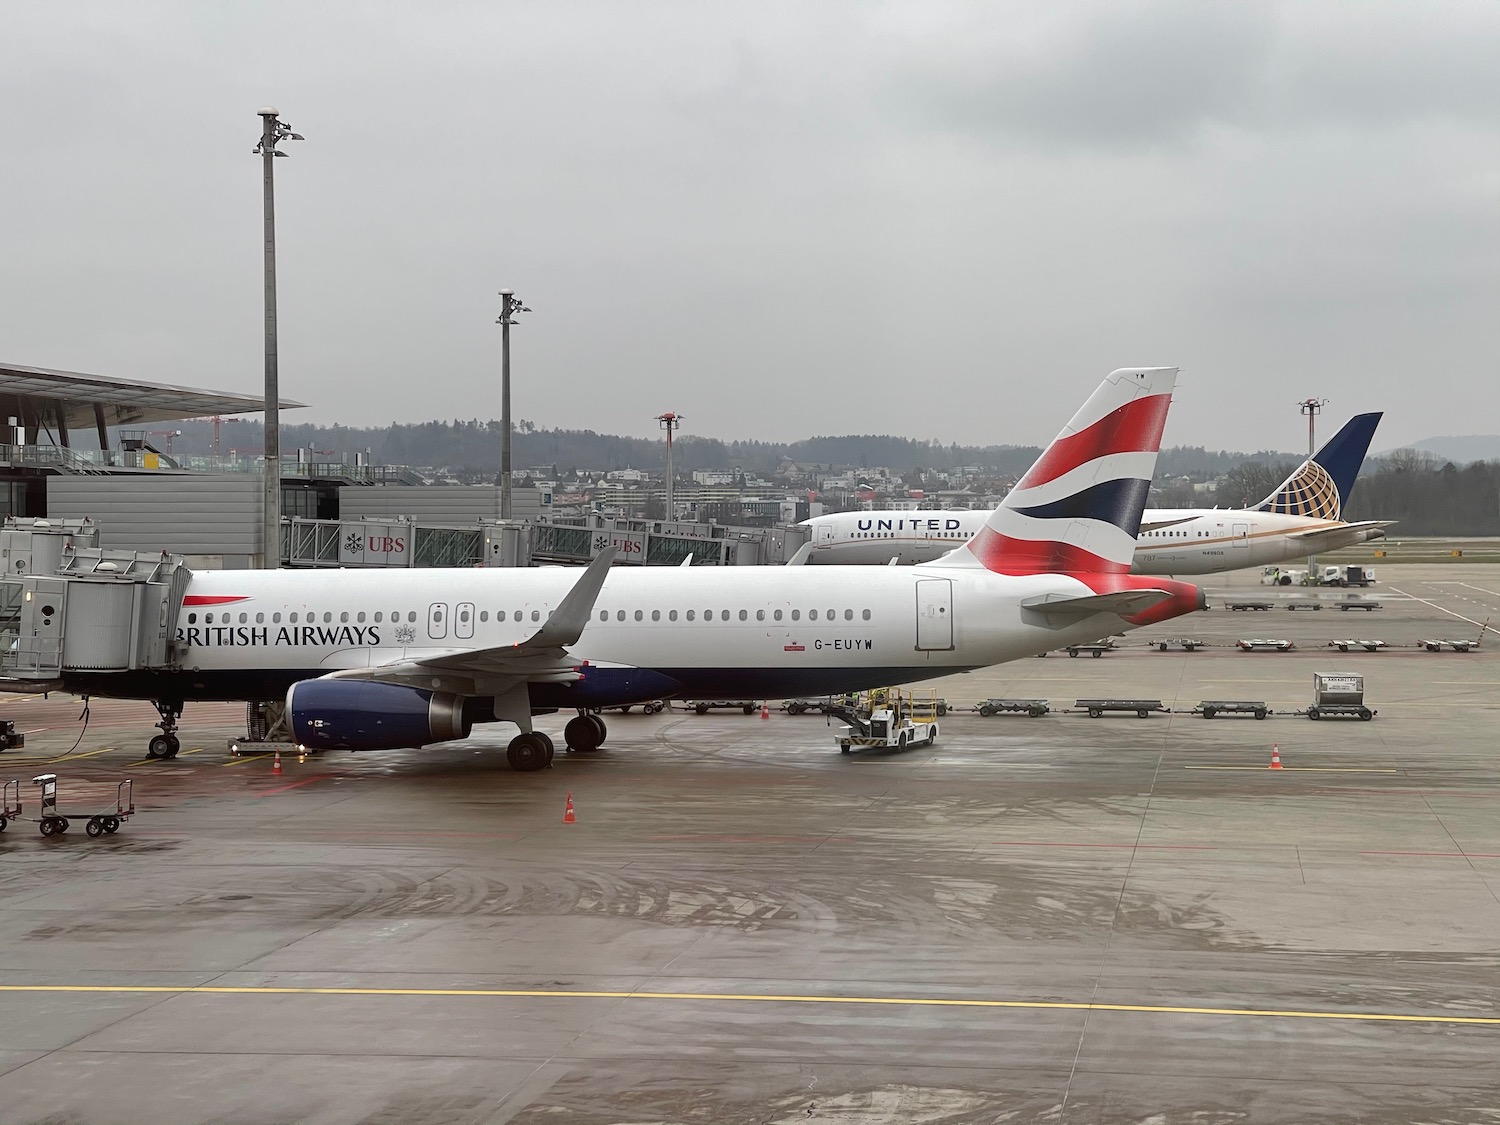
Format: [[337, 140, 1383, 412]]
[[1015, 393, 1171, 491], [970, 531, 1125, 577], [182, 595, 250, 606]]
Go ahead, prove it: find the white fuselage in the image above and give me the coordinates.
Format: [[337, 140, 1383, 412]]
[[798, 509, 1382, 575], [131, 563, 1173, 705]]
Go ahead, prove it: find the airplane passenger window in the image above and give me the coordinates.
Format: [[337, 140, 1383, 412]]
[[459, 609, 470, 623], [531, 610, 541, 622], [205, 613, 214, 624], [240, 613, 248, 624], [479, 611, 487, 622], [791, 610, 800, 621], [256, 613, 264, 624], [686, 610, 695, 621], [703, 609, 712, 620], [513, 609, 521, 620], [721, 610, 730, 621], [810, 610, 819, 621], [774, 609, 783, 621], [341, 612, 349, 623], [844, 609, 853, 620], [739, 610, 748, 621], [617, 610, 626, 621], [272, 613, 281, 623], [599, 610, 608, 621], [862, 609, 871, 620], [187, 613, 197, 624], [374, 612, 383, 622], [669, 610, 678, 621], [826, 609, 834, 619], [652, 610, 660, 621], [634, 610, 643, 621], [408, 611, 418, 623], [289, 612, 298, 623], [357, 612, 366, 623]]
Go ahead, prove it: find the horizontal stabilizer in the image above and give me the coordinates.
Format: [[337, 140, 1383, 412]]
[[1021, 588, 1173, 619], [1286, 520, 1394, 544]]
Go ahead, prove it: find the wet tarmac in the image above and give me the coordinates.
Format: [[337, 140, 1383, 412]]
[[1, 563, 1498, 1123]]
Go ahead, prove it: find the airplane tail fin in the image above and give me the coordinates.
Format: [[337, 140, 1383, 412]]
[[1257, 412, 1383, 519], [933, 367, 1177, 575]]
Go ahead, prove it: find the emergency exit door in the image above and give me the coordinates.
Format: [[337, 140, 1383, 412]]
[[915, 578, 953, 651]]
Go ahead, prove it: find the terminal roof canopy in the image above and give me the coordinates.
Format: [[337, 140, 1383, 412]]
[[0, 362, 305, 432]]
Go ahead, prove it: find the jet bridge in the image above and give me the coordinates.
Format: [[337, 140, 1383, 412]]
[[0, 527, 189, 688]]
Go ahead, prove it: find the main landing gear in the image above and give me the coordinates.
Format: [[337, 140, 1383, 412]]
[[506, 731, 554, 772], [563, 711, 607, 754], [147, 700, 183, 760]]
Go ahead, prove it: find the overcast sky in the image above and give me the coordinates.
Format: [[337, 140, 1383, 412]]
[[3, 1, 1497, 453]]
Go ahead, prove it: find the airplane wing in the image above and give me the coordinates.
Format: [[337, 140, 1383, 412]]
[[1286, 520, 1394, 545], [326, 549, 616, 692], [1137, 516, 1196, 534], [1021, 589, 1173, 620]]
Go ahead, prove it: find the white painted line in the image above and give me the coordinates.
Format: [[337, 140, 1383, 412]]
[[1386, 587, 1489, 628]]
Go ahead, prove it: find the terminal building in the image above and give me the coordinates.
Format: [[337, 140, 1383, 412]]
[[1, 362, 809, 570]]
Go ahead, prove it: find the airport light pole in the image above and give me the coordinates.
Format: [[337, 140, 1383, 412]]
[[1299, 397, 1328, 572], [254, 107, 303, 568], [496, 290, 530, 520], [656, 412, 682, 522]]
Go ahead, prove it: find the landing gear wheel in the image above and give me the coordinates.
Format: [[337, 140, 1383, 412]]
[[103, 817, 121, 833], [86, 819, 104, 838], [506, 733, 551, 772], [587, 713, 607, 745], [147, 735, 173, 760], [564, 716, 601, 753]]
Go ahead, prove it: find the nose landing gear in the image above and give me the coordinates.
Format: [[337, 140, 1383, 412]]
[[147, 700, 183, 759]]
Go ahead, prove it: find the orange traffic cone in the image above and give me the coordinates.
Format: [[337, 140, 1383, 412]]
[[1268, 743, 1283, 770], [562, 793, 576, 824], [272, 748, 283, 775], [761, 702, 770, 720]]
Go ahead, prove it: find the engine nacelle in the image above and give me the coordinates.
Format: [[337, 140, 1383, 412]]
[[287, 679, 470, 751]]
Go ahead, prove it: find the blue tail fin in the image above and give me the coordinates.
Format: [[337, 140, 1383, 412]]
[[1257, 412, 1383, 518]]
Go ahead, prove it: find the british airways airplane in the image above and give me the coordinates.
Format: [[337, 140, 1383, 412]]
[[62, 367, 1202, 770], [795, 413, 1390, 573]]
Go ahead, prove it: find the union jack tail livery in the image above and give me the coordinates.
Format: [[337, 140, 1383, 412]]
[[936, 367, 1177, 576]]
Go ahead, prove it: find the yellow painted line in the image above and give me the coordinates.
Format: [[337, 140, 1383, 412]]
[[42, 747, 120, 764], [0, 983, 1495, 1027], [221, 754, 271, 768], [1185, 766, 1400, 774]]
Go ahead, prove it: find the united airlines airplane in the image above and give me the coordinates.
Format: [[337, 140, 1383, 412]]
[[795, 413, 1389, 574], [60, 368, 1202, 770]]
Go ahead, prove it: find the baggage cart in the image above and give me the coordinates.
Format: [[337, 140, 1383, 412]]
[[1075, 699, 1165, 718], [24, 773, 135, 837], [1196, 700, 1269, 720], [0, 779, 19, 831], [977, 698, 1049, 717]]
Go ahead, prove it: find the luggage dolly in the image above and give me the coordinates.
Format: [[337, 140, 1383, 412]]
[[1, 779, 19, 833], [28, 773, 134, 838]]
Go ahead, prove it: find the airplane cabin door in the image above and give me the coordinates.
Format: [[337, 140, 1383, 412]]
[[1232, 522, 1250, 548], [817, 524, 835, 544], [454, 601, 475, 640], [915, 578, 954, 651], [427, 602, 449, 640]]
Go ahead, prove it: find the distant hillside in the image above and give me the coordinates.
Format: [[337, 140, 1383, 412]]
[[1377, 436, 1500, 464]]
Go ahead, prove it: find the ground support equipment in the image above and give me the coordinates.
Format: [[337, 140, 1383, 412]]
[[1286, 602, 1322, 612], [1154, 638, 1205, 652], [830, 689, 940, 753], [1337, 601, 1383, 611], [0, 720, 23, 753], [1308, 673, 1375, 721], [1195, 700, 1269, 720], [24, 773, 134, 837], [0, 779, 19, 832], [1327, 639, 1386, 652], [1063, 643, 1114, 658], [977, 698, 1050, 718], [782, 699, 831, 715], [1075, 699, 1166, 718], [1420, 639, 1480, 652], [1236, 639, 1295, 652], [1226, 601, 1273, 611], [1306, 704, 1375, 720], [688, 700, 762, 715]]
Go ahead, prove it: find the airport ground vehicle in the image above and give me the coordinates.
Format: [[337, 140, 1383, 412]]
[[689, 700, 761, 715], [828, 689, 940, 752]]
